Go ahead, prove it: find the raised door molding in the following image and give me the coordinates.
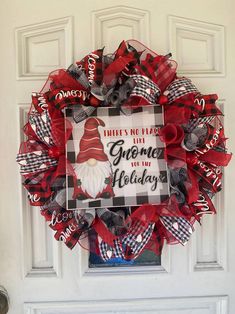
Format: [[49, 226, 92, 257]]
[[24, 296, 228, 314], [15, 17, 73, 80], [92, 6, 150, 52], [189, 190, 226, 272], [168, 16, 225, 77], [18, 104, 61, 277], [189, 102, 226, 271]]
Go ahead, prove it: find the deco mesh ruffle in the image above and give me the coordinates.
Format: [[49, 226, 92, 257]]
[[16, 40, 232, 261]]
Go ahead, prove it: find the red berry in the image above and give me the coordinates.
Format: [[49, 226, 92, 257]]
[[48, 147, 60, 158], [186, 155, 198, 165], [158, 95, 168, 105], [90, 95, 100, 107]]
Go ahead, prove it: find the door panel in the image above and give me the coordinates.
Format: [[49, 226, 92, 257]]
[[1, 0, 235, 313]]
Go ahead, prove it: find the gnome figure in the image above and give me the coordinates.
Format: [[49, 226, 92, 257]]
[[73, 117, 114, 200]]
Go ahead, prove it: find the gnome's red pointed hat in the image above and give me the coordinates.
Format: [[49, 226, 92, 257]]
[[76, 117, 108, 163]]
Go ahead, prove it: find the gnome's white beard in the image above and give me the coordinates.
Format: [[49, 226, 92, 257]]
[[74, 160, 112, 198]]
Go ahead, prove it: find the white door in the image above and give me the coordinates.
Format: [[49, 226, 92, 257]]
[[1, 0, 235, 313]]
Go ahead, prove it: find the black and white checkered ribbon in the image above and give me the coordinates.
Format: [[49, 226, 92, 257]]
[[130, 75, 161, 105], [164, 78, 198, 104], [98, 237, 124, 261], [67, 64, 90, 89], [98, 222, 155, 261], [185, 116, 215, 132], [160, 216, 193, 245], [16, 150, 58, 174], [72, 105, 96, 123], [122, 222, 155, 256], [29, 111, 54, 146]]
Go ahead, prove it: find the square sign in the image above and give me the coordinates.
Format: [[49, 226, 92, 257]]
[[65, 105, 169, 210]]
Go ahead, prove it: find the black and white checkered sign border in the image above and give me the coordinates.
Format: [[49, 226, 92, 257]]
[[66, 105, 169, 210]]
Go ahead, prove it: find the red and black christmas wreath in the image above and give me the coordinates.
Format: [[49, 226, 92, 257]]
[[17, 40, 232, 261]]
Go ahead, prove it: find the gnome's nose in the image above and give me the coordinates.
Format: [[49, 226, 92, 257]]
[[87, 158, 98, 166]]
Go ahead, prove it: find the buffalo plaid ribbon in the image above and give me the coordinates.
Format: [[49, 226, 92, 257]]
[[23, 171, 54, 206], [196, 94, 222, 117], [137, 54, 158, 84], [136, 53, 177, 91], [185, 94, 222, 131], [54, 220, 82, 249], [155, 55, 177, 91], [114, 40, 140, 65], [171, 96, 202, 119], [76, 48, 104, 86]]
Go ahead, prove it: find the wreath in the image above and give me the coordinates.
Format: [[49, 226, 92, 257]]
[[16, 40, 231, 262]]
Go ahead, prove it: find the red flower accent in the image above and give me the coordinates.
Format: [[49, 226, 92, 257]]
[[159, 123, 184, 145]]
